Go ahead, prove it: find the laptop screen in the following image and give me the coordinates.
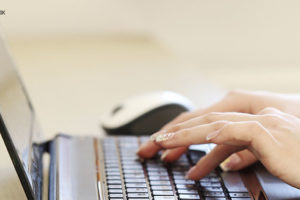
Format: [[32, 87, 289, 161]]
[[0, 27, 42, 199]]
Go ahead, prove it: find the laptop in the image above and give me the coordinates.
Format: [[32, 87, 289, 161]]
[[1, 27, 300, 200]]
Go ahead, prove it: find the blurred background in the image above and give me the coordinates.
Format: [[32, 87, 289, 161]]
[[1, 0, 300, 137], [1, 1, 300, 198]]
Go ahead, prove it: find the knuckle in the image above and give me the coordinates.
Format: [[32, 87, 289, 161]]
[[170, 124, 182, 132], [226, 89, 245, 98], [202, 112, 219, 123], [260, 107, 278, 114]]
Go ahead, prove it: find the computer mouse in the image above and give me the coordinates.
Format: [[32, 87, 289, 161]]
[[101, 91, 194, 135]]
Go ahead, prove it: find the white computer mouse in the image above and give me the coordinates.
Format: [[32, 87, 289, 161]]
[[101, 91, 194, 135]]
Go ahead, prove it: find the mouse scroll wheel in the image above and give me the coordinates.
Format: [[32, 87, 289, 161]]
[[111, 105, 123, 115]]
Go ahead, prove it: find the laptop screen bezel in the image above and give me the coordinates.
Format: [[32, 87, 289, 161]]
[[0, 115, 35, 200]]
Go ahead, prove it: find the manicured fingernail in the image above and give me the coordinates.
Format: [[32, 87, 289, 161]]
[[160, 151, 168, 161], [206, 130, 220, 141], [155, 132, 175, 142], [150, 130, 166, 141], [220, 154, 241, 171], [185, 166, 197, 179]]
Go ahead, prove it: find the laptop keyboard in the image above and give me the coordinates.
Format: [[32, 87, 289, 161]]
[[102, 136, 251, 200]]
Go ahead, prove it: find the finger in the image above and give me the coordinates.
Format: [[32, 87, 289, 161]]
[[208, 121, 278, 160], [137, 140, 161, 158], [166, 112, 257, 133], [220, 150, 257, 171], [154, 121, 229, 149], [160, 147, 188, 162], [186, 145, 241, 180], [161, 110, 202, 130]]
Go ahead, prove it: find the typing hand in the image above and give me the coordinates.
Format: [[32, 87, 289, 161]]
[[137, 90, 300, 188]]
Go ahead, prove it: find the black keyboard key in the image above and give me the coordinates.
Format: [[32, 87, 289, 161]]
[[221, 172, 248, 193], [153, 191, 174, 196]]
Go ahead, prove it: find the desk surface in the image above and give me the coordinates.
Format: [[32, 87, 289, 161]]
[[1, 35, 300, 199]]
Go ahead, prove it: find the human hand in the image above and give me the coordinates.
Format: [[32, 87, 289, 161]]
[[137, 90, 300, 170], [146, 107, 300, 188]]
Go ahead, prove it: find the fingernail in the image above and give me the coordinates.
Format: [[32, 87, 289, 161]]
[[155, 132, 175, 142], [220, 154, 241, 171], [185, 166, 197, 179], [206, 130, 220, 141], [150, 130, 166, 141], [160, 151, 168, 161]]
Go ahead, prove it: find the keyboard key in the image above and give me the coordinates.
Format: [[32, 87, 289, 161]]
[[203, 191, 226, 197], [201, 186, 223, 192], [127, 193, 149, 198], [108, 185, 122, 189], [148, 171, 168, 176], [107, 176, 121, 180], [174, 179, 195, 184], [229, 193, 251, 198], [151, 186, 172, 190], [205, 198, 226, 200], [150, 181, 171, 186], [178, 194, 201, 199], [109, 194, 123, 198], [154, 196, 176, 200], [153, 191, 174, 196], [177, 189, 199, 194], [126, 183, 147, 188], [124, 174, 145, 178], [149, 176, 170, 181], [123, 169, 144, 174], [175, 184, 197, 189], [127, 188, 148, 193], [125, 178, 146, 183], [107, 180, 122, 184], [199, 182, 221, 187], [107, 172, 121, 176], [108, 189, 123, 193], [128, 199, 149, 200]]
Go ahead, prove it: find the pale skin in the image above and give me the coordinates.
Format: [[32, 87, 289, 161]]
[[137, 90, 300, 189]]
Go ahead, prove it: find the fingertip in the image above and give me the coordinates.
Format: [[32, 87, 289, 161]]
[[136, 141, 161, 159]]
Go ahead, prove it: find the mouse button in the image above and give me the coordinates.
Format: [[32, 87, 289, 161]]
[[111, 105, 123, 115]]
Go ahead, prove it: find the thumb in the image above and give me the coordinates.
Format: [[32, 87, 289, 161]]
[[220, 150, 257, 171]]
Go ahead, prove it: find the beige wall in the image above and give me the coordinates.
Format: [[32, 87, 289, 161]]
[[1, 0, 300, 93]]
